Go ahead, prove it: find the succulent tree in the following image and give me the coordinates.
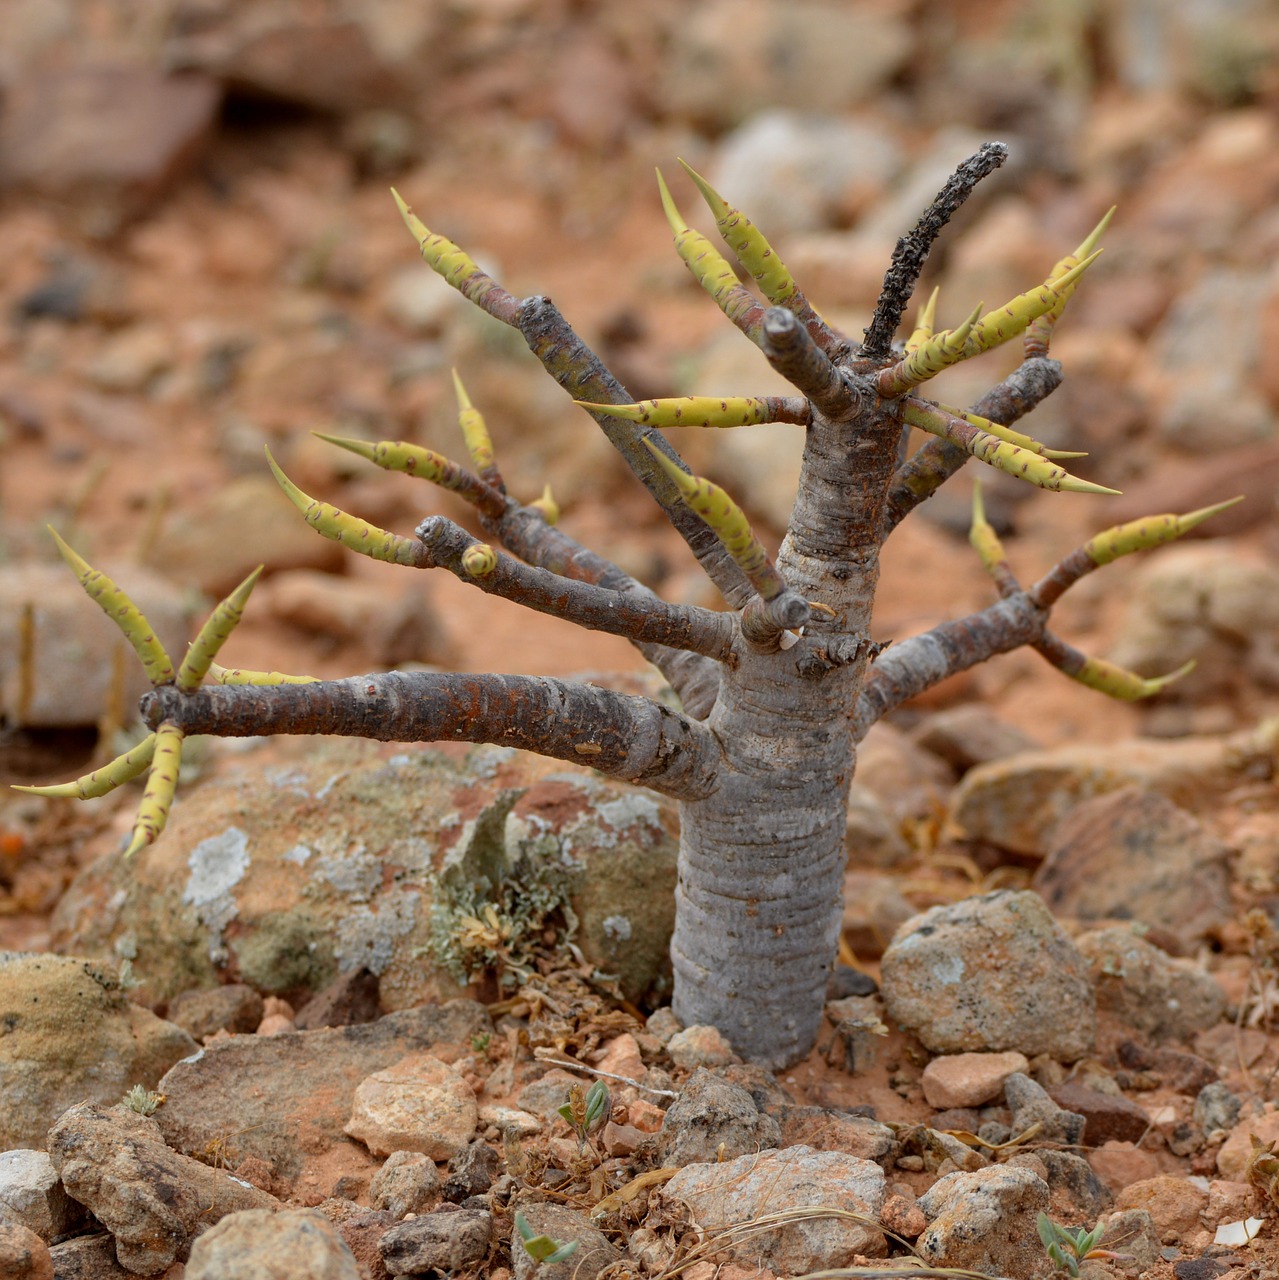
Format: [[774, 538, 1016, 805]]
[[21, 142, 1238, 1068]]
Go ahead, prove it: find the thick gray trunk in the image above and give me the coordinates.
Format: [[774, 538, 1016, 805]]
[[670, 396, 899, 1066]]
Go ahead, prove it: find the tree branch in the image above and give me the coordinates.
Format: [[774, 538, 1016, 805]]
[[479, 501, 724, 718], [862, 142, 1009, 357], [516, 296, 755, 611], [142, 673, 721, 801], [851, 593, 1046, 740], [416, 515, 737, 663], [880, 356, 1064, 535]]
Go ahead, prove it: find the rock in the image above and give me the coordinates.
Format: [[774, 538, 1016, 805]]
[[83, 325, 176, 393], [186, 1209, 359, 1280], [0, 66, 221, 234], [660, 1070, 781, 1167], [1005, 1150, 1113, 1222], [1088, 1141, 1162, 1194], [774, 1108, 896, 1165], [0, 1149, 80, 1241], [1216, 1109, 1279, 1181], [509, 1205, 620, 1280], [166, 984, 265, 1041], [44, 1232, 127, 1279], [921, 1052, 1030, 1110], [845, 783, 912, 868], [155, 1001, 488, 1185], [708, 110, 903, 237], [295, 969, 381, 1031], [910, 706, 1040, 773], [369, 1151, 441, 1220], [145, 473, 346, 595], [1106, 545, 1279, 705], [1195, 1082, 1242, 1135], [0, 1221, 53, 1280], [310, 1199, 396, 1280], [515, 1071, 584, 1127], [1034, 788, 1232, 944], [916, 1164, 1050, 1276], [666, 1025, 737, 1070], [1076, 926, 1226, 1043], [658, 1146, 886, 1273], [1146, 268, 1275, 451], [378, 1208, 490, 1276], [47, 1103, 278, 1274], [0, 955, 195, 1150], [345, 1052, 477, 1160], [1047, 1081, 1151, 1146], [165, 12, 425, 115], [659, 3, 911, 129], [0, 563, 191, 729], [441, 1140, 501, 1203], [842, 871, 916, 960], [51, 740, 679, 1010], [1116, 1175, 1208, 1240], [254, 569, 449, 669], [944, 730, 1271, 858], [1004, 1073, 1087, 1147], [851, 720, 955, 828], [1101, 1207, 1163, 1272], [880, 891, 1096, 1059]]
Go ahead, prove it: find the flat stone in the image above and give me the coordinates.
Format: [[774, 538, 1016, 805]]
[[155, 1001, 489, 1183], [346, 1052, 476, 1161], [509, 1205, 620, 1280], [659, 1070, 780, 1167], [666, 1025, 736, 1069], [1047, 1081, 1151, 1146], [1116, 1175, 1208, 1240], [166, 984, 265, 1041], [921, 1052, 1030, 1109]]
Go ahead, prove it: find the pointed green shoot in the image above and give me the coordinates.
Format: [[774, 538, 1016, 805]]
[[389, 189, 516, 322], [313, 431, 497, 512], [905, 287, 940, 354], [968, 481, 1007, 573], [962, 251, 1101, 358], [176, 567, 262, 692], [529, 484, 559, 525], [48, 528, 175, 687], [1083, 497, 1244, 565], [642, 440, 787, 600], [1069, 657, 1196, 701], [208, 663, 319, 686], [656, 170, 762, 336], [574, 395, 809, 429], [1027, 208, 1116, 351], [123, 720, 184, 857], [678, 159, 799, 307], [901, 402, 1120, 495], [12, 733, 157, 800], [934, 401, 1087, 460], [877, 303, 983, 397], [266, 448, 423, 567], [451, 369, 497, 477]]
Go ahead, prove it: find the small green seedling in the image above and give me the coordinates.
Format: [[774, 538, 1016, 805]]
[[558, 1079, 610, 1151], [120, 1084, 165, 1116], [1037, 1213, 1126, 1277], [514, 1211, 579, 1266]]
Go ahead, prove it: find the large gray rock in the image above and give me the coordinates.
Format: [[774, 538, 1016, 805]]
[[48, 1103, 279, 1275], [186, 1209, 360, 1280], [917, 1165, 1050, 1276], [658, 1145, 886, 1273], [51, 739, 679, 1009], [880, 891, 1096, 1059], [0, 1148, 81, 1240], [0, 954, 196, 1150], [659, 1069, 781, 1167], [1034, 787, 1233, 944]]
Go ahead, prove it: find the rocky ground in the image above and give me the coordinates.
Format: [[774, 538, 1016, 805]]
[[4, 2, 1279, 1278]]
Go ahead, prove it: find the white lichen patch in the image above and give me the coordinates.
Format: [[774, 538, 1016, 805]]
[[335, 890, 421, 974], [311, 839, 381, 901], [282, 843, 313, 866], [183, 827, 251, 965], [602, 915, 633, 941], [262, 765, 313, 795]]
